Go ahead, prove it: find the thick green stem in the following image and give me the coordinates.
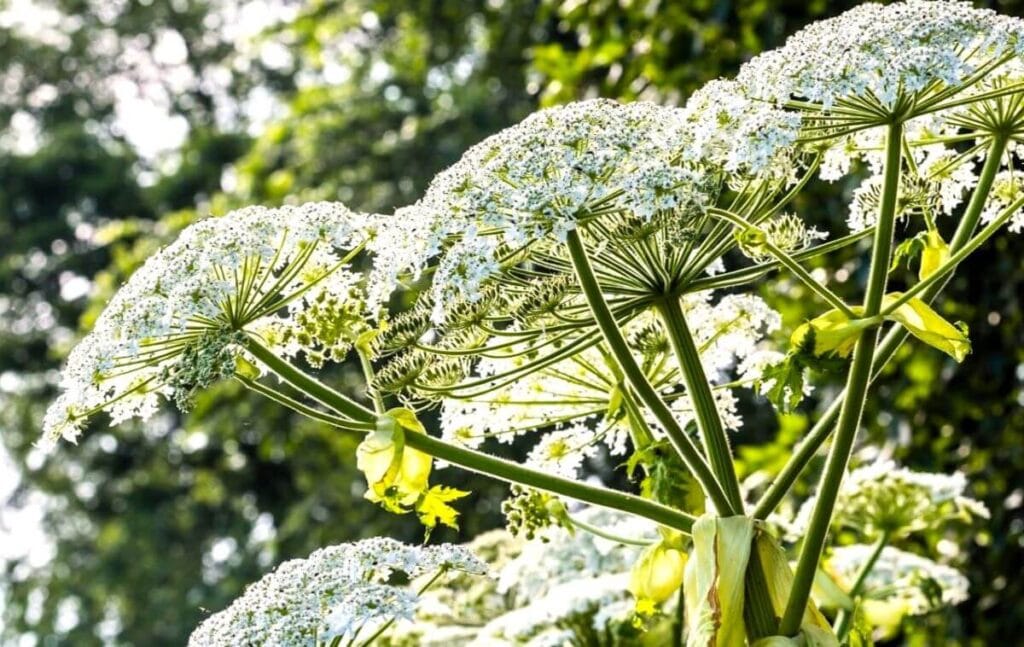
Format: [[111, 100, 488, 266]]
[[406, 432, 693, 533], [743, 546, 781, 639], [244, 336, 377, 423], [833, 534, 888, 640], [657, 296, 779, 637], [565, 229, 735, 515], [656, 297, 744, 511], [778, 121, 903, 636], [753, 134, 1011, 521], [243, 334, 696, 533]]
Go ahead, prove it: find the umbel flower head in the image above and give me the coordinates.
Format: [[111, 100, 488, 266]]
[[43, 202, 379, 448], [790, 459, 988, 540], [437, 293, 780, 479], [188, 538, 487, 646], [826, 545, 969, 633], [413, 99, 719, 318], [736, 0, 1024, 111]]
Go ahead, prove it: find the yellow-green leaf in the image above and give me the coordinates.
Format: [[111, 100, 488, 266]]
[[919, 229, 950, 281], [629, 541, 687, 611], [812, 568, 853, 611], [386, 407, 426, 433], [791, 309, 875, 359], [882, 293, 970, 362], [356, 413, 432, 509], [753, 532, 839, 647], [416, 485, 469, 533]]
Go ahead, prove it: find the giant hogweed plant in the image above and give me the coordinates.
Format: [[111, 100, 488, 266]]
[[41, 1, 1024, 645]]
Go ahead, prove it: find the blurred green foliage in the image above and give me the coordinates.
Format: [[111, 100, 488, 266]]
[[1, 0, 1022, 644]]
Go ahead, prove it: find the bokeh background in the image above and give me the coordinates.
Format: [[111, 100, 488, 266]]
[[1, 1, 1022, 644]]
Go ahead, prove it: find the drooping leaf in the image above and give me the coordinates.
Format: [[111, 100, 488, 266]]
[[882, 293, 970, 362], [790, 309, 876, 359], [357, 411, 432, 511], [918, 230, 950, 280]]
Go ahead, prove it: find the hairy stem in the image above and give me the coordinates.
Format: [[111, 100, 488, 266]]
[[778, 121, 903, 635], [708, 208, 856, 317], [244, 337, 377, 424], [752, 133, 1011, 521], [657, 296, 745, 510], [565, 229, 734, 515], [657, 296, 780, 637]]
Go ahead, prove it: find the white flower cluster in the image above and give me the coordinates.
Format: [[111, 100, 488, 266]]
[[496, 507, 656, 600], [472, 574, 633, 646], [791, 459, 988, 540], [189, 538, 487, 646], [382, 512, 656, 646], [476, 507, 654, 645], [737, 213, 828, 264], [827, 545, 969, 615], [981, 171, 1024, 233], [415, 99, 715, 318], [682, 79, 802, 177], [42, 202, 376, 448], [736, 0, 1024, 109], [843, 132, 981, 232], [439, 293, 780, 477]]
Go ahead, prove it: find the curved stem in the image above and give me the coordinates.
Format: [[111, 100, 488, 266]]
[[708, 208, 856, 318], [565, 229, 734, 515], [243, 338, 696, 534], [406, 432, 695, 533], [753, 133, 1011, 521], [235, 375, 375, 433], [833, 534, 888, 640], [243, 336, 377, 424], [879, 191, 1024, 316], [685, 228, 873, 294], [568, 514, 655, 547], [779, 121, 903, 636]]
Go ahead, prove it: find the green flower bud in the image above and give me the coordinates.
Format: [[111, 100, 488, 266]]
[[629, 541, 687, 615]]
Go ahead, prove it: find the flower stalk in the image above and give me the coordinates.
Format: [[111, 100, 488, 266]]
[[565, 229, 735, 515], [779, 120, 904, 636], [242, 334, 697, 534], [753, 133, 1013, 521]]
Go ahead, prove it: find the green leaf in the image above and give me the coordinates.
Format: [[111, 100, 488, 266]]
[[760, 356, 807, 413], [889, 231, 926, 272]]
